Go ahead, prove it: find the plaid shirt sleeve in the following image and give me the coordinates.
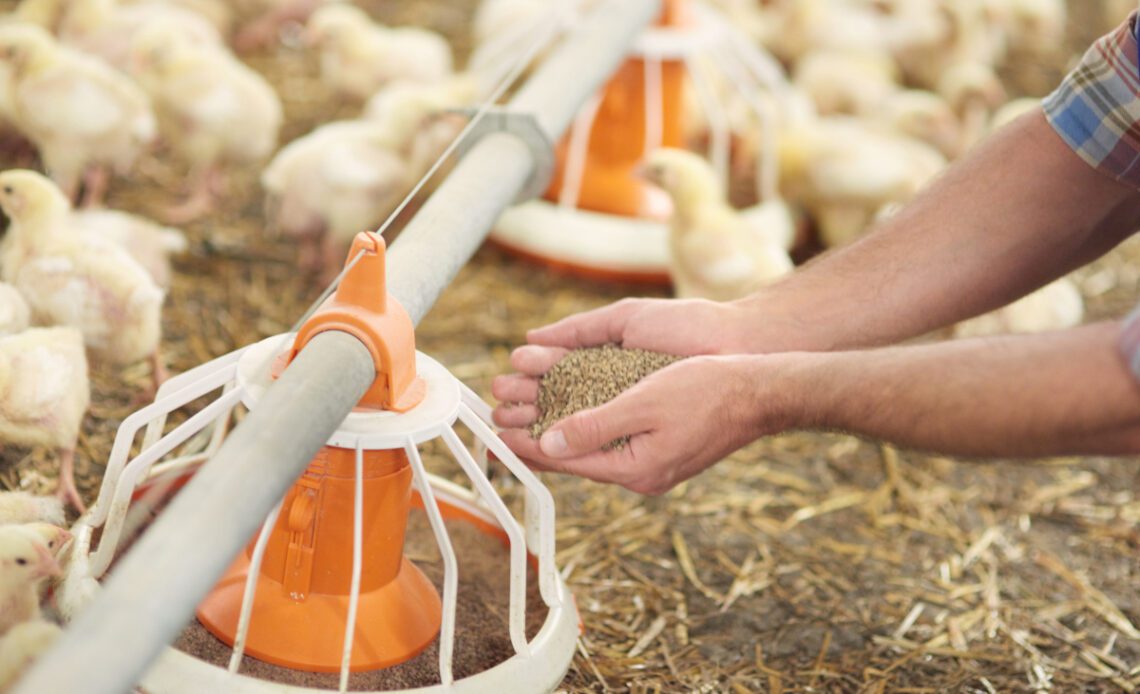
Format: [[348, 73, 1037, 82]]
[[1043, 13, 1140, 189]]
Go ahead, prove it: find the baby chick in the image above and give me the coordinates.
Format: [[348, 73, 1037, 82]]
[[0, 24, 155, 206], [0, 525, 61, 636], [261, 120, 411, 281], [0, 170, 165, 399], [953, 278, 1084, 338], [363, 74, 479, 177], [306, 4, 453, 101], [71, 209, 187, 289], [792, 48, 901, 117], [938, 61, 1007, 154], [0, 619, 61, 692], [641, 148, 794, 301], [780, 117, 947, 247], [129, 23, 282, 222], [0, 285, 30, 338], [875, 89, 963, 160], [0, 327, 89, 512], [0, 493, 63, 527], [57, 0, 222, 72], [16, 523, 71, 561]]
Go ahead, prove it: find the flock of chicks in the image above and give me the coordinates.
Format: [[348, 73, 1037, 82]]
[[0, 0, 1113, 688], [637, 0, 1086, 336]]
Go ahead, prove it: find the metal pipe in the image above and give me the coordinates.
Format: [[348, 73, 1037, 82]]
[[13, 1, 661, 692]]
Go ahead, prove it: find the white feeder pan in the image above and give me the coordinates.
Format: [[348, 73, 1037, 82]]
[[61, 334, 581, 693]]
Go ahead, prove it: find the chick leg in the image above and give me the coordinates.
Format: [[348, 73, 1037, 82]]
[[162, 167, 218, 224], [80, 166, 110, 208], [56, 448, 86, 514]]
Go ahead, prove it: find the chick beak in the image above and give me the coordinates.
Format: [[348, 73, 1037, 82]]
[[34, 542, 62, 579]]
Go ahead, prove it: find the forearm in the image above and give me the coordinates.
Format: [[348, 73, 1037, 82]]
[[732, 113, 1140, 353], [768, 322, 1140, 458]]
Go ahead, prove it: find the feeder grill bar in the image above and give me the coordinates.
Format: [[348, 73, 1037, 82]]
[[13, 2, 661, 693]]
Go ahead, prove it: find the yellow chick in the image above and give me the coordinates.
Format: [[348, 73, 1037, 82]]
[[0, 170, 165, 398], [0, 493, 63, 527], [875, 89, 963, 160], [888, 0, 1005, 90], [57, 0, 222, 72], [780, 117, 947, 247], [0, 285, 30, 337], [1001, 0, 1065, 57], [231, 0, 328, 52], [0, 327, 90, 512], [642, 148, 794, 301], [13, 0, 69, 32], [953, 278, 1084, 339], [0, 525, 61, 636], [71, 209, 187, 289], [129, 23, 282, 222], [363, 74, 479, 178], [261, 120, 411, 281], [306, 4, 453, 101], [938, 61, 1007, 154], [0, 24, 155, 206], [0, 619, 61, 692], [792, 48, 901, 117], [16, 523, 71, 561]]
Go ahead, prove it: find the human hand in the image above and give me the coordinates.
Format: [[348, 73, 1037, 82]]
[[493, 354, 790, 495], [491, 298, 750, 424]]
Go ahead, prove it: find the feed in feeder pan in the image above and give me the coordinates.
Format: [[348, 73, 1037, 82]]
[[57, 232, 579, 692], [490, 0, 802, 283]]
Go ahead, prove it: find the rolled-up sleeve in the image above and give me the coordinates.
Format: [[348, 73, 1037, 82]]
[[1043, 13, 1140, 190]]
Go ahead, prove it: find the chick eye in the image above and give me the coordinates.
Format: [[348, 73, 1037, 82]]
[[15, 558, 27, 566], [3, 186, 12, 194]]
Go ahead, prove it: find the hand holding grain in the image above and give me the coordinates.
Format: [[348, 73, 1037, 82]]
[[495, 352, 788, 495]]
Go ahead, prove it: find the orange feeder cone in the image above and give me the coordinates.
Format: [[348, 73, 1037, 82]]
[[197, 232, 441, 672], [542, 0, 689, 220]]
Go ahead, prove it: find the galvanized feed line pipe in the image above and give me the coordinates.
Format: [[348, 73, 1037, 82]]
[[13, 1, 661, 693]]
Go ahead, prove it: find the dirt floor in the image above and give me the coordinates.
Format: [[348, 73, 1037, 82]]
[[0, 0, 1138, 692]]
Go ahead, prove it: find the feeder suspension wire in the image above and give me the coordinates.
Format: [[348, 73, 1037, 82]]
[[11, 2, 663, 694]]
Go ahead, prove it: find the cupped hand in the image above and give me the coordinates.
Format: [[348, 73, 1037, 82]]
[[494, 355, 789, 495], [491, 297, 749, 428]]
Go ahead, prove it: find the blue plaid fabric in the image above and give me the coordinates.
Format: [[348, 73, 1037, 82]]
[[1042, 13, 1140, 382], [1043, 13, 1140, 190]]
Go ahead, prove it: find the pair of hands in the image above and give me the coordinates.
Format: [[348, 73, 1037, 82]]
[[490, 297, 792, 495]]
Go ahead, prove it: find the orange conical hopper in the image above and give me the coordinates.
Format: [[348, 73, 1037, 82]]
[[197, 232, 441, 672]]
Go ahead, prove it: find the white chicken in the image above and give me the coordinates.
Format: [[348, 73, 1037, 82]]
[[0, 24, 155, 206], [0, 327, 89, 512], [952, 278, 1084, 338], [363, 74, 479, 177], [0, 285, 30, 337], [0, 619, 61, 691], [0, 524, 60, 636], [938, 61, 1008, 153], [305, 4, 453, 101], [0, 493, 63, 527], [56, 0, 222, 72], [641, 148, 794, 301], [231, 0, 328, 52], [1000, 0, 1066, 57], [16, 523, 71, 561], [792, 48, 901, 117], [0, 170, 165, 398], [71, 209, 187, 289], [262, 120, 411, 280], [780, 116, 947, 247], [129, 22, 282, 222], [875, 89, 963, 160]]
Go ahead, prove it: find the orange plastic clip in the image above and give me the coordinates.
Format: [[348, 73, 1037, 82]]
[[289, 231, 426, 412]]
